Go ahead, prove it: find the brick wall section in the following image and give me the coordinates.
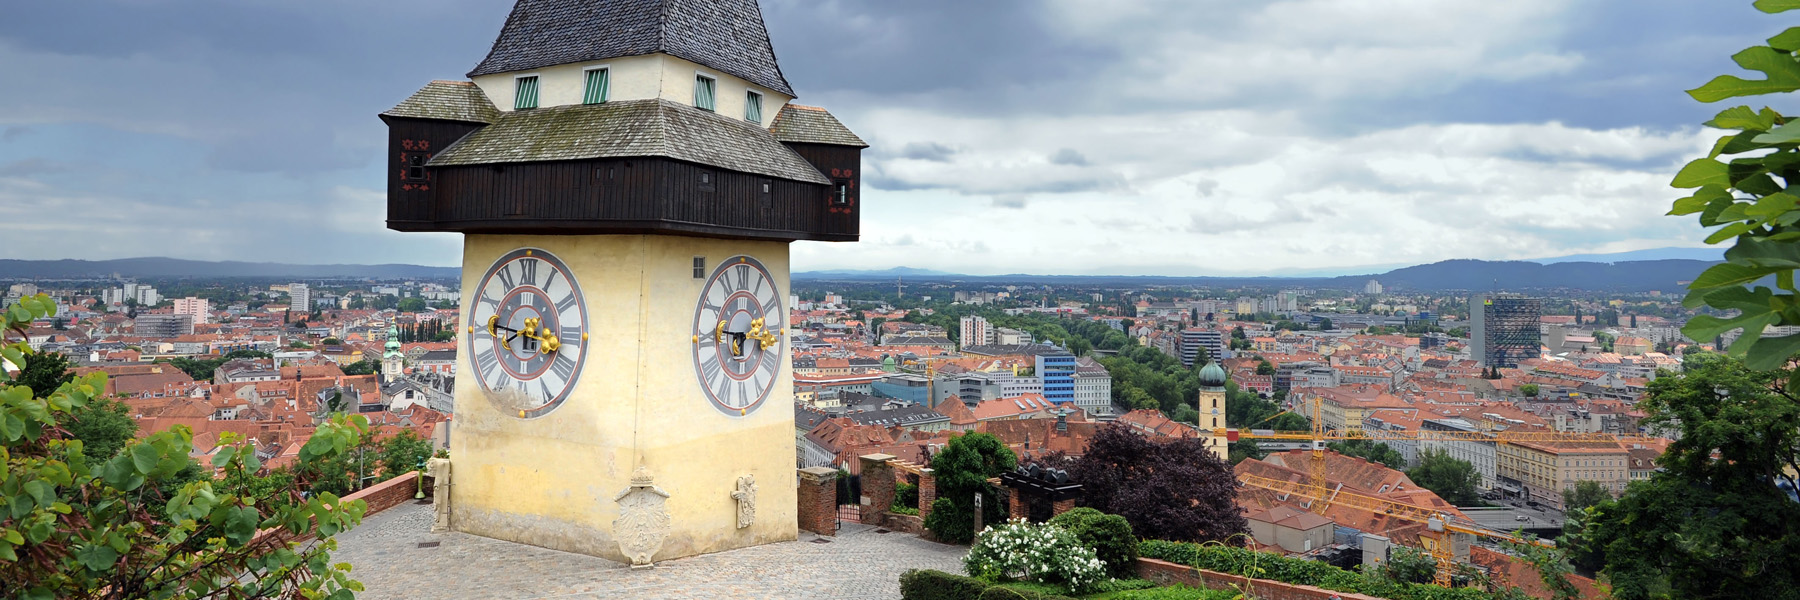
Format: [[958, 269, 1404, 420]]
[[1136, 558, 1385, 600], [1051, 499, 1075, 517], [917, 468, 937, 521], [859, 454, 896, 525], [797, 467, 839, 536], [1008, 488, 1025, 521], [249, 471, 429, 547]]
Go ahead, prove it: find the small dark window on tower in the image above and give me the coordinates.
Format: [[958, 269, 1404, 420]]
[[693, 256, 706, 279], [832, 180, 851, 206], [761, 180, 772, 194], [699, 171, 715, 192], [404, 154, 427, 181], [594, 166, 616, 180]]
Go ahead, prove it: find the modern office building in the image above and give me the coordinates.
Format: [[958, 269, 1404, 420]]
[[1472, 294, 1542, 368], [134, 313, 194, 338], [288, 283, 311, 313], [1177, 329, 1226, 367], [1036, 352, 1077, 405]]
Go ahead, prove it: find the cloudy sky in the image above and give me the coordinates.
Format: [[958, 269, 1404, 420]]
[[0, 0, 1778, 275]]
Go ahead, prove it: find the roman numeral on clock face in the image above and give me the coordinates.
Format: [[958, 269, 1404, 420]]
[[519, 258, 539, 286]]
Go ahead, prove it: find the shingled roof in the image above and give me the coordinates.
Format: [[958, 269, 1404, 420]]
[[428, 98, 830, 184], [769, 104, 867, 147], [467, 0, 796, 97], [381, 81, 501, 124]]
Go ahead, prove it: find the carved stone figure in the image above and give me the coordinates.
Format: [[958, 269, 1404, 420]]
[[613, 465, 671, 568], [426, 457, 452, 533], [730, 474, 757, 529]]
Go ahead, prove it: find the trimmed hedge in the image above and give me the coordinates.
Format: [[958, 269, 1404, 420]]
[[1049, 507, 1140, 580], [900, 569, 990, 600], [1138, 540, 1504, 600], [897, 570, 1079, 600]]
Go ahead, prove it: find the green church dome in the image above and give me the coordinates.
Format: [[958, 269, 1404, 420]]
[[1198, 362, 1228, 389]]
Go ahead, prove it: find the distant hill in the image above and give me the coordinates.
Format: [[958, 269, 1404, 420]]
[[796, 258, 1716, 292], [0, 257, 458, 280], [1338, 258, 1713, 292], [1529, 246, 1722, 264]]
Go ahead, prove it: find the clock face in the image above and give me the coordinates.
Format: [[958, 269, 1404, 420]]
[[691, 255, 784, 416], [467, 248, 588, 418]]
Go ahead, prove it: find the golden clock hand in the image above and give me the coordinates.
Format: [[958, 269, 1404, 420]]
[[540, 327, 561, 353], [715, 319, 728, 346]]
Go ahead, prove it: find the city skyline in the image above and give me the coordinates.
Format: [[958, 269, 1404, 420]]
[[0, 0, 1768, 274]]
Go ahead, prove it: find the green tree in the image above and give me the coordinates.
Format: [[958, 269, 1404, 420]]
[[397, 297, 428, 312], [64, 398, 139, 463], [1317, 318, 1334, 331], [1, 293, 368, 598], [1406, 449, 1481, 506], [923, 433, 1017, 544], [1560, 480, 1609, 513], [1519, 383, 1540, 398], [1573, 352, 1800, 599], [376, 429, 434, 479], [1328, 439, 1405, 470], [341, 359, 382, 376], [1255, 360, 1274, 376], [15, 350, 74, 398], [1670, 1, 1800, 371]]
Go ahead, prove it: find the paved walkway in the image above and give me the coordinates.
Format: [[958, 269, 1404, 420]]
[[331, 502, 967, 600]]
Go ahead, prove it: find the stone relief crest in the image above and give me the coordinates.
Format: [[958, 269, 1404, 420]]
[[730, 474, 757, 529], [613, 465, 671, 568]]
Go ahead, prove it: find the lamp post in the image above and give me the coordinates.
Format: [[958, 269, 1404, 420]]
[[415, 460, 427, 499]]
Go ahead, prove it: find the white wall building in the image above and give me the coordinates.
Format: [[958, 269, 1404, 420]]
[[173, 297, 210, 325], [959, 315, 994, 348], [289, 283, 311, 313]]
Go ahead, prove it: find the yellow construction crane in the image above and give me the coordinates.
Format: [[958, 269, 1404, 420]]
[[1216, 401, 1655, 511], [1237, 472, 1554, 587]]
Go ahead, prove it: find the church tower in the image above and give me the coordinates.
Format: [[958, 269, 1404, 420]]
[[1197, 362, 1228, 461], [379, 0, 865, 565], [381, 323, 404, 384]]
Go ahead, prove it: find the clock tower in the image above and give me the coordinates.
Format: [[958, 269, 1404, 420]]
[[379, 0, 865, 565]]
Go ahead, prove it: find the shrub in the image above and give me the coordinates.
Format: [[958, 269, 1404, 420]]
[[900, 569, 990, 600], [1049, 507, 1140, 579], [891, 505, 921, 516], [965, 520, 1107, 593], [897, 481, 920, 508]]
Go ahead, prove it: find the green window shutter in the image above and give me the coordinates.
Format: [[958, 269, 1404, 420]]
[[515, 76, 539, 110], [695, 75, 715, 111], [745, 91, 762, 123], [584, 69, 609, 105]]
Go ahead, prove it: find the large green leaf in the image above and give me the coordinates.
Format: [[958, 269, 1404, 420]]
[[1709, 105, 1778, 130], [1754, 122, 1800, 143], [1724, 235, 1800, 268], [129, 442, 159, 474], [1773, 27, 1800, 51], [1672, 158, 1732, 188], [1690, 46, 1800, 102], [1757, 0, 1800, 14], [74, 544, 119, 572], [1690, 262, 1782, 291]]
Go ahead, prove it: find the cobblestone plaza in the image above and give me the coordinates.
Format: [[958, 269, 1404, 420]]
[[332, 502, 966, 599]]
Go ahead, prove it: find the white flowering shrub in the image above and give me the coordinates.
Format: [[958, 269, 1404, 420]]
[[963, 519, 1108, 593]]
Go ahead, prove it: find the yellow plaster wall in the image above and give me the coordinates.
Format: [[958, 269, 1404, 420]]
[[470, 53, 794, 127], [449, 234, 797, 563]]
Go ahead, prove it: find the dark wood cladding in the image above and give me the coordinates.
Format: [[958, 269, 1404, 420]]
[[382, 117, 485, 226], [383, 122, 863, 242]]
